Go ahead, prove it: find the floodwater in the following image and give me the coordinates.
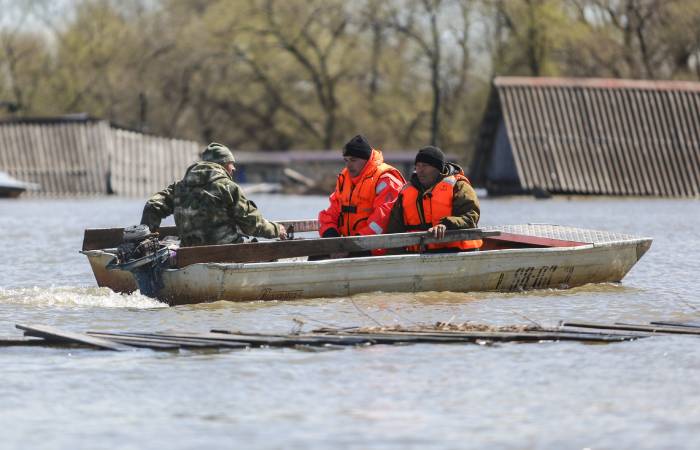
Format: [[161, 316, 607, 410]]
[[1, 195, 699, 450]]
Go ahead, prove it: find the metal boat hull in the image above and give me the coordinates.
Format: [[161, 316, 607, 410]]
[[83, 225, 652, 305], [0, 186, 25, 198]]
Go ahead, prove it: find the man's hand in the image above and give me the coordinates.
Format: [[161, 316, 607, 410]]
[[278, 225, 288, 240], [428, 224, 446, 239], [321, 228, 341, 238]]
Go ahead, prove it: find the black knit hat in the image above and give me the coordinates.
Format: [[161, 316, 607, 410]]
[[415, 146, 445, 172], [342, 134, 372, 160]]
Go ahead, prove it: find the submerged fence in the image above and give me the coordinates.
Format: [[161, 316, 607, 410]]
[[0, 118, 200, 197], [109, 128, 200, 197]]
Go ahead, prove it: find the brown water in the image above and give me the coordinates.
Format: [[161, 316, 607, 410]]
[[1, 195, 699, 449]]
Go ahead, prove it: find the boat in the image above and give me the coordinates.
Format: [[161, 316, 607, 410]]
[[0, 171, 40, 198], [80, 221, 652, 306]]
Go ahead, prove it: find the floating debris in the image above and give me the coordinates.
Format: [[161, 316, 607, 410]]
[[6, 320, 699, 352], [351, 322, 543, 333], [560, 321, 700, 336], [2, 320, 683, 352], [16, 324, 130, 351]]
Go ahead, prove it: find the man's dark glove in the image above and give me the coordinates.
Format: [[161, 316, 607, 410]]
[[322, 228, 341, 238]]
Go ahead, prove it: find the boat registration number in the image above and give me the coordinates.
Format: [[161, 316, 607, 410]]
[[496, 265, 575, 291]]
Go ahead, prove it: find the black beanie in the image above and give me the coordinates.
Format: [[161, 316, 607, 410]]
[[415, 146, 445, 172], [342, 134, 372, 160]]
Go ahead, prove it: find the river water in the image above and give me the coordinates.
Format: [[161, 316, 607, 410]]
[[1, 195, 699, 450]]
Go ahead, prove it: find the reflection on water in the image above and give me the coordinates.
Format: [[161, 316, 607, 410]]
[[1, 196, 700, 449]]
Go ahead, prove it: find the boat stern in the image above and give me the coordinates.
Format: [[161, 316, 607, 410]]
[[81, 250, 137, 293]]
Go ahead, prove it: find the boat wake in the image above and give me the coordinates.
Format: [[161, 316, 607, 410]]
[[0, 286, 166, 309]]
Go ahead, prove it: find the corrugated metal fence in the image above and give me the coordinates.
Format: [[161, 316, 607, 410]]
[[0, 121, 110, 196], [109, 128, 199, 197], [493, 77, 700, 197], [0, 119, 200, 197]]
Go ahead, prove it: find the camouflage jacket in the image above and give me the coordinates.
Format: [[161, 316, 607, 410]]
[[385, 162, 480, 234], [140, 161, 281, 246]]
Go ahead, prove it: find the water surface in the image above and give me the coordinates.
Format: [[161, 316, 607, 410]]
[[1, 196, 698, 449]]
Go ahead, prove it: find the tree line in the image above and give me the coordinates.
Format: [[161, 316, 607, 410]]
[[1, 0, 699, 161]]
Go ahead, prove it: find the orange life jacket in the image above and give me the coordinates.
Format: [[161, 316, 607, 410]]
[[401, 173, 482, 252], [336, 150, 404, 236]]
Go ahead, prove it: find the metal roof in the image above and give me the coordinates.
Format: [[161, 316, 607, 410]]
[[0, 113, 101, 125], [471, 76, 700, 197]]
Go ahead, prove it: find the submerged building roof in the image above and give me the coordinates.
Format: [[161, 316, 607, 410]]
[[470, 76, 700, 197]]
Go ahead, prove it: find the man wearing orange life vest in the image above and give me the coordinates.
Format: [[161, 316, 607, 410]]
[[386, 145, 482, 252], [318, 135, 405, 252]]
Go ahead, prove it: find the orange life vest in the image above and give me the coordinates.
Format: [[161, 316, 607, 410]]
[[336, 150, 404, 236], [401, 173, 482, 251]]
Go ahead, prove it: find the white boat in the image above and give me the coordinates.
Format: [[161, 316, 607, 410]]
[[0, 171, 40, 198], [81, 224, 652, 306]]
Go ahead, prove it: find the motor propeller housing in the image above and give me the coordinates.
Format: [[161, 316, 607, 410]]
[[108, 225, 174, 300]]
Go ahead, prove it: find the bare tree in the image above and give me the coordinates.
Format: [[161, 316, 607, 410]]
[[387, 0, 446, 146], [0, 0, 44, 114], [246, 0, 357, 149]]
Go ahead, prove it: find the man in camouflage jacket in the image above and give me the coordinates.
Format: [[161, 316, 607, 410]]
[[140, 143, 287, 247]]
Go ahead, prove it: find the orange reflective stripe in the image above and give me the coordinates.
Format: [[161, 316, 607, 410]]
[[401, 173, 481, 251]]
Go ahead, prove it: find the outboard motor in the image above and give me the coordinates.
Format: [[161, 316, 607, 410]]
[[106, 225, 176, 298]]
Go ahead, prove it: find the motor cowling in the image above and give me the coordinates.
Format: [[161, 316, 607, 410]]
[[116, 225, 161, 264]]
